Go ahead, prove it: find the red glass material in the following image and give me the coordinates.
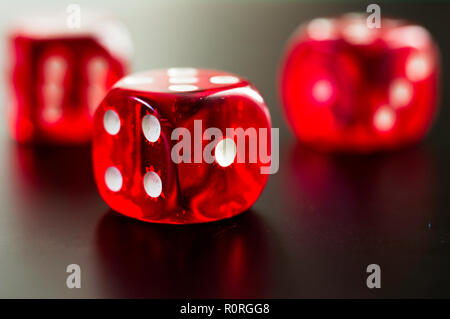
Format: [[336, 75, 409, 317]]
[[92, 68, 271, 224], [7, 15, 131, 144], [279, 15, 440, 152]]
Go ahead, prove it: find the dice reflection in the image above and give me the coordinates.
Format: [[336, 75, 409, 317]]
[[10, 143, 96, 196], [286, 144, 435, 231], [95, 209, 270, 298], [7, 143, 103, 249], [282, 143, 437, 297]]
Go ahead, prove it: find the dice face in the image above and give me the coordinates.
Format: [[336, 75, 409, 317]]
[[279, 15, 440, 152], [8, 17, 130, 144], [93, 68, 271, 224]]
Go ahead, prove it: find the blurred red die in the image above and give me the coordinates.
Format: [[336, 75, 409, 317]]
[[279, 15, 440, 152], [7, 14, 132, 144]]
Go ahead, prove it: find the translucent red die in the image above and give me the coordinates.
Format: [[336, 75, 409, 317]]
[[7, 14, 132, 144], [279, 15, 440, 152], [92, 68, 272, 224]]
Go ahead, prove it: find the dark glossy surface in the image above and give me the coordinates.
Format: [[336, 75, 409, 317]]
[[0, 0, 450, 298]]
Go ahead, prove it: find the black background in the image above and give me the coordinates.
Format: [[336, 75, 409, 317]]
[[0, 0, 449, 298]]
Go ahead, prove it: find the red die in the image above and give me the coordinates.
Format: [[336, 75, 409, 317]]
[[279, 15, 440, 152], [7, 15, 131, 144], [93, 68, 272, 224]]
